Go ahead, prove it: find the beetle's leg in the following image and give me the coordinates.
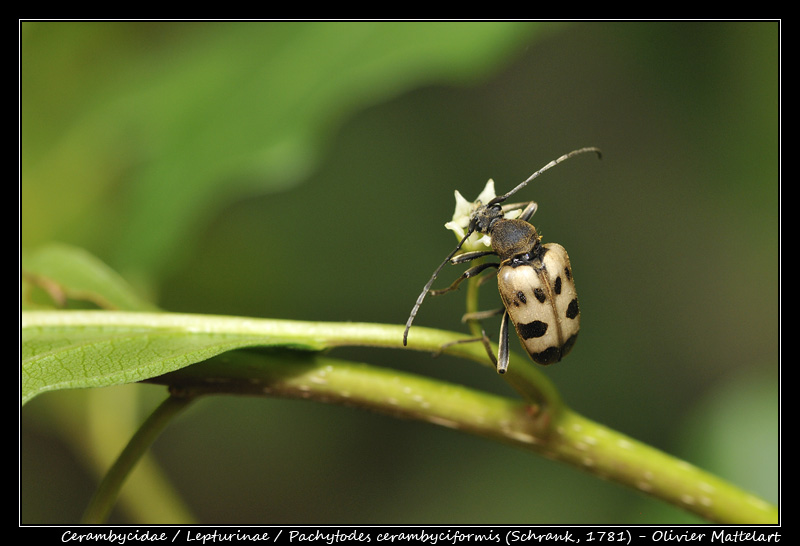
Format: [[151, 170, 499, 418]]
[[435, 327, 497, 367], [519, 201, 539, 223], [450, 249, 495, 265], [430, 262, 500, 296], [496, 309, 511, 374], [461, 308, 504, 322], [501, 200, 538, 221], [478, 328, 497, 366], [462, 305, 503, 368], [477, 269, 497, 287], [451, 309, 504, 366], [404, 230, 475, 346]]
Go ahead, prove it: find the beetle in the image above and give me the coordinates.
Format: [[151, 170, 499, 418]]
[[402, 147, 601, 373]]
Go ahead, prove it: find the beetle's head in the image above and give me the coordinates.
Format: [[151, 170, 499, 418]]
[[444, 180, 519, 252]]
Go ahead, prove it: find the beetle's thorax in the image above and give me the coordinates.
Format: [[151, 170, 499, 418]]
[[489, 218, 540, 260]]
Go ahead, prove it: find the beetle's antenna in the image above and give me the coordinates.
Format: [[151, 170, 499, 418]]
[[403, 230, 473, 346], [489, 147, 602, 206]]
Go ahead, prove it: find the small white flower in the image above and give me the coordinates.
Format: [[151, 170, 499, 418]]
[[443, 179, 520, 252]]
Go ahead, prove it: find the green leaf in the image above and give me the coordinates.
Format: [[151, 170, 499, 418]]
[[21, 243, 159, 311], [18, 245, 470, 406], [20, 311, 327, 405]]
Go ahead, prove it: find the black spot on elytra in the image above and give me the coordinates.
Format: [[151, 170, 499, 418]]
[[518, 320, 548, 339], [517, 291, 527, 304], [564, 266, 572, 281], [532, 346, 561, 365], [554, 276, 562, 295], [532, 333, 578, 365], [562, 333, 578, 355], [566, 298, 579, 319], [533, 288, 546, 303]]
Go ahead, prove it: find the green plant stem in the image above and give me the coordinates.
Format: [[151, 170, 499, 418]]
[[551, 409, 778, 524], [22, 311, 778, 523], [465, 262, 486, 339], [80, 394, 195, 524], [152, 350, 778, 524]]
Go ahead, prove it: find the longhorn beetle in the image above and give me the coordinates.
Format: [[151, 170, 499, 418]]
[[402, 147, 601, 373]]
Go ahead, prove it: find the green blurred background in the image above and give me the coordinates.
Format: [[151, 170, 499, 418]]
[[20, 21, 779, 524]]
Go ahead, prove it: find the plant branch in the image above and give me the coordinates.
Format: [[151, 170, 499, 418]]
[[80, 394, 196, 524], [149, 349, 778, 525], [22, 311, 778, 524]]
